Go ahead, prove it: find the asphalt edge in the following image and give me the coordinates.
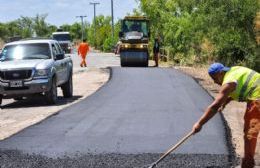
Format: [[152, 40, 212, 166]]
[[174, 67, 238, 168], [0, 67, 236, 168], [0, 67, 113, 141]]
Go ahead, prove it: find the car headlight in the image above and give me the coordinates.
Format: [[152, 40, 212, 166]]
[[139, 44, 148, 48], [121, 44, 129, 49], [34, 69, 48, 79]]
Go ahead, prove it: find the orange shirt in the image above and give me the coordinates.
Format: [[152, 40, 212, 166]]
[[78, 42, 89, 57]]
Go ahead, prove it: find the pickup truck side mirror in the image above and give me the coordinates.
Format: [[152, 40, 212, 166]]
[[119, 32, 123, 38], [55, 53, 65, 60]]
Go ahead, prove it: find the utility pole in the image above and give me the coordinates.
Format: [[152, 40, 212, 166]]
[[90, 2, 100, 48], [111, 0, 114, 38], [76, 15, 87, 41]]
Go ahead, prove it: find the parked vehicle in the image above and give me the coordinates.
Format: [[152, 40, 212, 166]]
[[0, 39, 73, 106], [52, 32, 72, 54]]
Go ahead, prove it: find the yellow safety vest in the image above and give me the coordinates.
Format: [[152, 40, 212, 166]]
[[222, 66, 260, 102]]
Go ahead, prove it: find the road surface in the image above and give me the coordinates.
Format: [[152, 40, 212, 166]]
[[0, 52, 117, 140], [0, 64, 231, 167], [1, 51, 119, 107], [73, 50, 120, 72]]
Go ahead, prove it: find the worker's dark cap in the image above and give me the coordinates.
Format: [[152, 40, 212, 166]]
[[208, 63, 230, 75]]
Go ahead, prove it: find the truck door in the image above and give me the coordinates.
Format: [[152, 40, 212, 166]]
[[55, 42, 68, 83], [51, 44, 63, 86]]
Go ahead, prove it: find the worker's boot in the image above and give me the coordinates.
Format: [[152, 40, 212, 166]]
[[242, 157, 255, 168]]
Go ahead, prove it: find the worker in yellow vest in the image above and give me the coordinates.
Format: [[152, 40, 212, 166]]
[[192, 63, 259, 168]]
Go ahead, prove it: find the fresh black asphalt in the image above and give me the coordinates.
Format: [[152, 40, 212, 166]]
[[0, 67, 231, 167]]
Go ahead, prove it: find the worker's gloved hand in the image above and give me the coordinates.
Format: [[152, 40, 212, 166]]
[[192, 122, 202, 133]]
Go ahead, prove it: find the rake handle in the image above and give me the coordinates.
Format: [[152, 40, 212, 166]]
[[153, 130, 194, 166]]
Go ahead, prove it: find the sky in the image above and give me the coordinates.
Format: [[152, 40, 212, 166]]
[[0, 0, 139, 26]]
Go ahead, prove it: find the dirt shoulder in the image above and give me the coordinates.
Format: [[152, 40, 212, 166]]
[[0, 68, 109, 140], [175, 66, 259, 166]]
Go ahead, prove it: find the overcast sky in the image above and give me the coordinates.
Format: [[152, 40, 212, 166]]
[[0, 0, 139, 26]]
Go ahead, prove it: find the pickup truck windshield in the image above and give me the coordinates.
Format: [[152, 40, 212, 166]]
[[0, 43, 51, 61], [52, 34, 71, 41]]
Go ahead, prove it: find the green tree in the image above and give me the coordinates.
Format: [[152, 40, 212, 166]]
[[88, 15, 119, 51], [0, 23, 9, 40], [33, 14, 49, 37], [70, 22, 84, 40], [60, 24, 71, 32], [6, 21, 22, 38], [18, 16, 34, 38], [47, 25, 58, 37], [139, 0, 260, 69]]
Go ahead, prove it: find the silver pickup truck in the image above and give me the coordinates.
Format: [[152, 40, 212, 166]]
[[0, 39, 73, 106]]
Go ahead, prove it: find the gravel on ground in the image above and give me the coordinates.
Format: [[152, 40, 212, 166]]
[[0, 150, 230, 168]]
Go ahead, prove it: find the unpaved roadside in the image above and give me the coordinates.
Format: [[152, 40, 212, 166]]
[[176, 66, 259, 166], [0, 68, 109, 140]]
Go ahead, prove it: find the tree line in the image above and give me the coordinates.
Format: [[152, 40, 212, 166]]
[[139, 0, 260, 70], [0, 14, 119, 52], [1, 2, 259, 70]]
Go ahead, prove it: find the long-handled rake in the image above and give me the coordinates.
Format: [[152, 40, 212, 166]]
[[146, 130, 195, 168]]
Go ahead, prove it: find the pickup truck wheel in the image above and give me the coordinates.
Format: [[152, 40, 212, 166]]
[[45, 77, 57, 104], [61, 73, 73, 98]]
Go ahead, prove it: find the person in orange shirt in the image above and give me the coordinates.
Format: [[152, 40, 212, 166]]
[[78, 39, 89, 67]]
